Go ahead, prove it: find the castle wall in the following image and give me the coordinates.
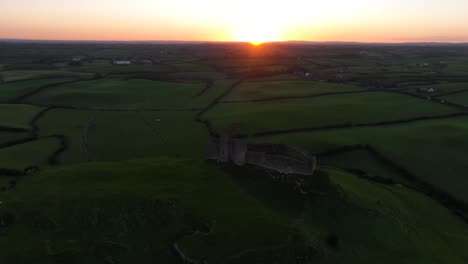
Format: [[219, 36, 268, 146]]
[[208, 137, 316, 177]]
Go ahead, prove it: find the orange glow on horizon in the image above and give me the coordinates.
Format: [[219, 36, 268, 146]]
[[1, 0, 468, 43], [250, 41, 262, 46]]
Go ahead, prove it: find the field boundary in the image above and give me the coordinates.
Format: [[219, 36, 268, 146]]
[[10, 77, 95, 103], [0, 126, 30, 133], [316, 144, 468, 224], [231, 112, 468, 138], [221, 89, 379, 103], [195, 79, 244, 138]]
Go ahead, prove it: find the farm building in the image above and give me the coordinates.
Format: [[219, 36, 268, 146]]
[[419, 87, 436, 93], [112, 60, 132, 65]]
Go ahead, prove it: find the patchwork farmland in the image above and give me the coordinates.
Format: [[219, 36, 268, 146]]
[[1, 42, 468, 263]]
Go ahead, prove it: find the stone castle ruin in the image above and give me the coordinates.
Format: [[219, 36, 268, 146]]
[[207, 136, 316, 176]]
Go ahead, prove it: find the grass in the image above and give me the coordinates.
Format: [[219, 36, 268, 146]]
[[423, 82, 468, 94], [1, 159, 467, 263], [0, 70, 92, 82], [65, 63, 174, 74], [0, 104, 44, 130], [2, 45, 468, 263], [190, 79, 237, 106], [318, 149, 410, 184], [170, 63, 214, 72], [439, 90, 468, 106], [26, 78, 206, 110], [0, 137, 60, 170], [205, 92, 459, 135], [311, 167, 468, 264], [37, 109, 209, 164], [0, 77, 78, 102], [254, 115, 468, 202], [224, 80, 364, 101], [0, 158, 311, 263], [167, 71, 227, 80], [0, 132, 32, 146]]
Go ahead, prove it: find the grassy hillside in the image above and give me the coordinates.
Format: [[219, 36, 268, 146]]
[[254, 116, 468, 202], [1, 158, 467, 263]]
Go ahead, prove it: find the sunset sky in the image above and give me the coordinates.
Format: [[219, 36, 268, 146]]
[[1, 0, 468, 43]]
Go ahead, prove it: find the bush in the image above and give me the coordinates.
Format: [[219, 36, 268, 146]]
[[325, 233, 339, 249]]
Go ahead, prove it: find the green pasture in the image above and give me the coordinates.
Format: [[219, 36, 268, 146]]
[[0, 131, 32, 146], [406, 82, 468, 96], [1, 159, 467, 263], [0, 137, 60, 170], [205, 92, 459, 135], [26, 78, 206, 109], [0, 77, 77, 102], [0, 70, 92, 82], [426, 82, 468, 93], [67, 63, 174, 74], [318, 149, 409, 184], [225, 80, 365, 101], [443, 59, 468, 75], [254, 116, 468, 202], [171, 63, 214, 72], [439, 91, 468, 106], [37, 109, 208, 164], [0, 104, 44, 130], [0, 158, 310, 263], [167, 71, 227, 80], [309, 167, 468, 264]]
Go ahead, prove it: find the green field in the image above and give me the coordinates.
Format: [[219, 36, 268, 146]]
[[1, 159, 467, 263], [37, 109, 208, 164], [254, 116, 468, 202], [0, 70, 92, 82], [1, 43, 468, 263], [26, 78, 206, 109], [167, 71, 227, 80], [0, 137, 60, 170], [0, 131, 32, 146], [171, 63, 214, 72], [0, 77, 78, 102], [439, 90, 468, 106], [206, 92, 460, 135], [65, 63, 174, 74], [318, 149, 409, 184], [224, 80, 364, 101], [422, 82, 468, 94], [0, 104, 44, 130]]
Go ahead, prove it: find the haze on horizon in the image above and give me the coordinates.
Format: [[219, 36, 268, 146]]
[[1, 0, 468, 43]]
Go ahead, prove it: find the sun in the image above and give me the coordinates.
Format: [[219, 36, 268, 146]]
[[233, 20, 283, 45]]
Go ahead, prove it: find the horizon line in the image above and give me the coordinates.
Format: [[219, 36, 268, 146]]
[[1, 38, 468, 45]]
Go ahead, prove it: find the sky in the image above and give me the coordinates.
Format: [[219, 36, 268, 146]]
[[1, 0, 468, 43]]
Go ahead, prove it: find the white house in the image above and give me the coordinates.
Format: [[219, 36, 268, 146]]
[[112, 60, 131, 65]]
